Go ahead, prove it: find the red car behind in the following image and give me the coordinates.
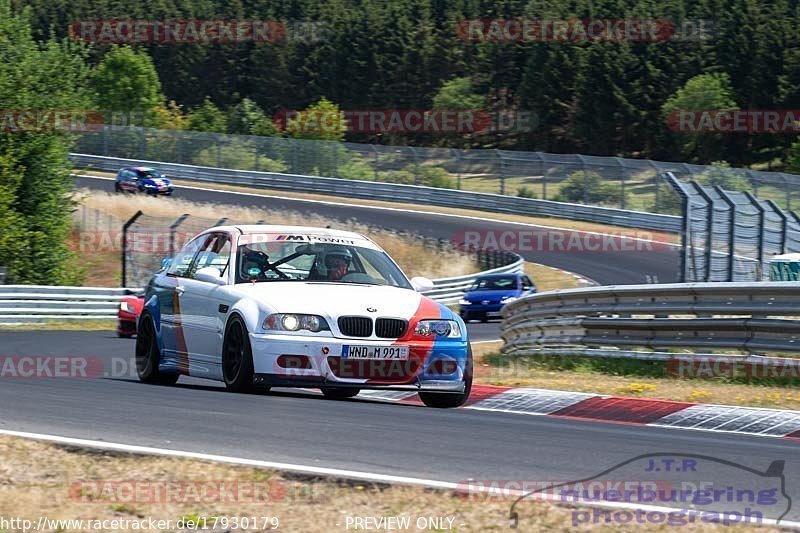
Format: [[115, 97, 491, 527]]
[[117, 294, 144, 338]]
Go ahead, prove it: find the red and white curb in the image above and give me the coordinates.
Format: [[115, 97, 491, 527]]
[[357, 385, 800, 441]]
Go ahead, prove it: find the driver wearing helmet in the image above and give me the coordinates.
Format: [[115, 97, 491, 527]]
[[324, 249, 352, 281]]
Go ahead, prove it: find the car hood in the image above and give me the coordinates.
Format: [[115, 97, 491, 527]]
[[464, 289, 518, 301], [235, 282, 435, 319], [141, 177, 170, 186]]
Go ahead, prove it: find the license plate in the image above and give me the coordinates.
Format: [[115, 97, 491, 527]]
[[487, 311, 502, 317], [342, 345, 409, 360]]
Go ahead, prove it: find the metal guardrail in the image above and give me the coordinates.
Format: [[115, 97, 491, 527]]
[[501, 282, 800, 358], [0, 286, 136, 324], [0, 253, 523, 323], [70, 154, 681, 233]]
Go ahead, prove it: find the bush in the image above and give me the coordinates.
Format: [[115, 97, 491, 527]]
[[517, 186, 537, 199], [336, 154, 375, 180], [381, 165, 456, 189], [554, 170, 625, 206], [192, 140, 287, 172]]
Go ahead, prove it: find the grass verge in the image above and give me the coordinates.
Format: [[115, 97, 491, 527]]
[[474, 348, 800, 410], [0, 434, 768, 532], [0, 320, 118, 331]]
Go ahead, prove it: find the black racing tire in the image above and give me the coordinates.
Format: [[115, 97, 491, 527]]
[[320, 387, 361, 400], [222, 316, 256, 393], [135, 313, 179, 385], [114, 182, 122, 193], [418, 346, 473, 408]]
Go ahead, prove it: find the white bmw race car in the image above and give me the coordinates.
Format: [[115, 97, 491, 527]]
[[135, 225, 472, 408]]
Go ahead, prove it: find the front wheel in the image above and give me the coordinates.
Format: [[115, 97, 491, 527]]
[[135, 314, 179, 385], [418, 346, 473, 408], [222, 317, 255, 393], [321, 387, 360, 400]]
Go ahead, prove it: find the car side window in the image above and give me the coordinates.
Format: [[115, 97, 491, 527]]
[[521, 276, 533, 290], [193, 233, 232, 276], [167, 235, 209, 278]]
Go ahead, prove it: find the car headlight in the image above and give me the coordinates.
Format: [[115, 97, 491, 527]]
[[119, 301, 132, 314], [458, 298, 472, 306], [144, 183, 156, 188], [263, 313, 330, 333], [414, 319, 461, 338]]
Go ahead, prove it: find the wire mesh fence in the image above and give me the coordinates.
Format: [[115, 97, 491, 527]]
[[72, 126, 800, 214], [666, 173, 800, 282]]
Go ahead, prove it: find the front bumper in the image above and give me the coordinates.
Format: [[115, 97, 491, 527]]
[[249, 332, 468, 391]]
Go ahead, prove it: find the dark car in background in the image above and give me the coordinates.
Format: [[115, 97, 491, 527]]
[[114, 167, 174, 196], [458, 273, 535, 322]]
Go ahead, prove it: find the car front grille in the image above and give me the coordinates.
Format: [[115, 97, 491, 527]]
[[338, 316, 373, 337], [375, 318, 407, 338]]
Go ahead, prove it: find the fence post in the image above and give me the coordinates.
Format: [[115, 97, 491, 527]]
[[663, 172, 690, 282], [692, 182, 715, 282], [169, 214, 191, 256], [715, 186, 737, 282], [743, 191, 765, 280], [103, 125, 110, 156], [453, 149, 462, 190], [615, 157, 626, 210], [767, 199, 788, 254], [138, 127, 146, 158], [497, 149, 505, 195], [121, 210, 144, 288], [410, 146, 419, 185], [577, 154, 588, 204], [372, 144, 379, 181]]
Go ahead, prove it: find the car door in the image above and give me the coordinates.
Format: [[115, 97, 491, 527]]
[[156, 234, 210, 373], [177, 232, 233, 380]]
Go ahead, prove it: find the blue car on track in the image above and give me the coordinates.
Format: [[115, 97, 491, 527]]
[[114, 166, 174, 196], [458, 272, 535, 322]]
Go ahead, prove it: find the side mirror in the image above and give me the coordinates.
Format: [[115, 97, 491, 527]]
[[160, 257, 172, 270], [196, 266, 226, 285], [410, 276, 434, 293]]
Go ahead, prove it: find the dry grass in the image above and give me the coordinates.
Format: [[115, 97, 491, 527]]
[[0, 320, 117, 331], [0, 435, 769, 532], [78, 171, 679, 242], [523, 262, 583, 292], [75, 190, 477, 280]]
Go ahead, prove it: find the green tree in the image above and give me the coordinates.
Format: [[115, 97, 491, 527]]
[[187, 97, 227, 133], [0, 0, 90, 284], [432, 77, 484, 110], [226, 98, 267, 135], [89, 45, 163, 126], [662, 73, 739, 163], [285, 97, 345, 142]]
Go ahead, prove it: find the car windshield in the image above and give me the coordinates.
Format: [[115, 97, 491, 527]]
[[138, 170, 161, 178], [469, 276, 518, 291], [235, 236, 412, 289]]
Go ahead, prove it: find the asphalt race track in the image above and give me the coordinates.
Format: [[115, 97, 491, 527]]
[[2, 330, 800, 524], [6, 180, 792, 524], [74, 175, 680, 286]]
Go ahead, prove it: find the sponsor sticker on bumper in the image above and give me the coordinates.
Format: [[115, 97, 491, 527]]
[[342, 345, 409, 360]]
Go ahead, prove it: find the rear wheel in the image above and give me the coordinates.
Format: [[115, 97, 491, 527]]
[[418, 346, 473, 408], [222, 317, 255, 393], [114, 182, 122, 193], [320, 387, 360, 400], [135, 314, 179, 384]]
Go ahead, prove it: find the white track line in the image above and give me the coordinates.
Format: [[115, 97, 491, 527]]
[[0, 428, 794, 529]]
